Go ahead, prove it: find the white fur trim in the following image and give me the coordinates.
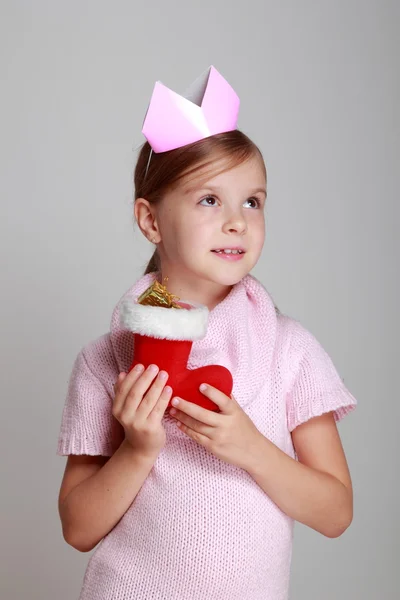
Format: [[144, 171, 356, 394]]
[[119, 298, 209, 340]]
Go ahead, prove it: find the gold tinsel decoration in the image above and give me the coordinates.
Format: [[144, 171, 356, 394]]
[[137, 277, 183, 309]]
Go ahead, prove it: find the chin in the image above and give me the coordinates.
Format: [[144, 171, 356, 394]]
[[206, 267, 251, 287], [218, 273, 249, 286], [186, 255, 255, 287]]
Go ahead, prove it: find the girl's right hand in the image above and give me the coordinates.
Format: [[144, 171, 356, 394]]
[[112, 364, 173, 459]]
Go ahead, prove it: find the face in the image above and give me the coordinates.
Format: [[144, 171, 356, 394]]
[[137, 153, 266, 301], [157, 152, 266, 285]]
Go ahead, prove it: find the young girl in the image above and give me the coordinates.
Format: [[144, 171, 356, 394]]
[[57, 67, 357, 600]]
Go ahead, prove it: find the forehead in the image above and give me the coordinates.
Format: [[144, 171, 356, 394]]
[[180, 153, 266, 194]]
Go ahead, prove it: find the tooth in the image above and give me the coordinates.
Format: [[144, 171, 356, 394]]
[[213, 248, 244, 254]]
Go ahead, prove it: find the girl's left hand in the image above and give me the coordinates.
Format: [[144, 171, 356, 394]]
[[168, 384, 263, 471]]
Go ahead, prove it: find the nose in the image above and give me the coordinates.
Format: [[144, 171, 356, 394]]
[[222, 210, 247, 235]]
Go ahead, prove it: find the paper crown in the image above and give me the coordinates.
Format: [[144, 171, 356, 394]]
[[142, 65, 240, 153]]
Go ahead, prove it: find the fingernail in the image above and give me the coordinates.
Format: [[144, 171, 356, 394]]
[[148, 364, 158, 372], [134, 364, 144, 372], [172, 397, 180, 406], [199, 384, 207, 392], [158, 371, 168, 380]]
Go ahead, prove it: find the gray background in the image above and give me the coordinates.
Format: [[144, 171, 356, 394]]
[[1, 1, 398, 599]]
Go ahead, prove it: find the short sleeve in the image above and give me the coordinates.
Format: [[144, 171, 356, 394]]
[[56, 334, 119, 456], [286, 320, 357, 432]]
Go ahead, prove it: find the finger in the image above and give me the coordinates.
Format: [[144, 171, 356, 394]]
[[113, 365, 144, 409], [118, 363, 148, 397], [113, 367, 144, 414], [149, 384, 173, 421], [175, 420, 210, 446], [198, 384, 232, 413], [113, 372, 126, 393], [137, 369, 170, 418], [130, 364, 161, 398], [121, 363, 158, 400], [117, 364, 146, 398], [169, 396, 219, 426], [170, 409, 214, 438], [121, 364, 160, 416]]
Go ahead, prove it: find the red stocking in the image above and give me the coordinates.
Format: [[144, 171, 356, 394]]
[[120, 299, 233, 412]]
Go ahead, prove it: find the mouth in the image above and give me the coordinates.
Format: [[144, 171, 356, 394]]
[[211, 248, 246, 261], [211, 248, 246, 255]]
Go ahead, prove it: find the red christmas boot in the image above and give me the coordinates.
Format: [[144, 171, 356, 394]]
[[120, 297, 233, 412]]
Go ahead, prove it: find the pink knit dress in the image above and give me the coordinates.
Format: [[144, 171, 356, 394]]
[[57, 272, 357, 600]]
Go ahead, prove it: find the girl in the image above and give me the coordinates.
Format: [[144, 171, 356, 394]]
[[57, 69, 357, 600]]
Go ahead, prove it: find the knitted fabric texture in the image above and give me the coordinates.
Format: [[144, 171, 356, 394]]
[[57, 272, 357, 600]]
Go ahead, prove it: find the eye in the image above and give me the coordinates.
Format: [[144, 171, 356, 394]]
[[199, 195, 218, 207], [244, 197, 261, 209]]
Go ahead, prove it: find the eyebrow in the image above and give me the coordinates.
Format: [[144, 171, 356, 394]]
[[183, 184, 267, 197]]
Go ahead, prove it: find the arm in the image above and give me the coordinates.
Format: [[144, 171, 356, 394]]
[[58, 441, 158, 552], [245, 412, 353, 538]]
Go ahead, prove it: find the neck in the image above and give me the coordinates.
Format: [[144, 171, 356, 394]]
[[155, 270, 233, 311]]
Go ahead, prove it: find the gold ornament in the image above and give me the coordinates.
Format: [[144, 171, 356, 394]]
[[137, 277, 182, 309]]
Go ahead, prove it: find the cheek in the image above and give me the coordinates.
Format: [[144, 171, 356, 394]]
[[251, 218, 266, 249], [181, 220, 210, 243], [249, 212, 265, 231], [160, 214, 187, 243], [167, 227, 203, 256]]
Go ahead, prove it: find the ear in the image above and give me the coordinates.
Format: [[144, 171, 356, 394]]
[[134, 198, 160, 243]]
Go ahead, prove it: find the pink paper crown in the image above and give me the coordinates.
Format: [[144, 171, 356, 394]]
[[142, 65, 240, 153]]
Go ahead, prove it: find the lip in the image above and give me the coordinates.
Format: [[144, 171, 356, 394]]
[[211, 248, 246, 262], [212, 246, 246, 252]]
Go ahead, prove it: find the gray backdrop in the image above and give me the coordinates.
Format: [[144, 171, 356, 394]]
[[1, 1, 398, 599]]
